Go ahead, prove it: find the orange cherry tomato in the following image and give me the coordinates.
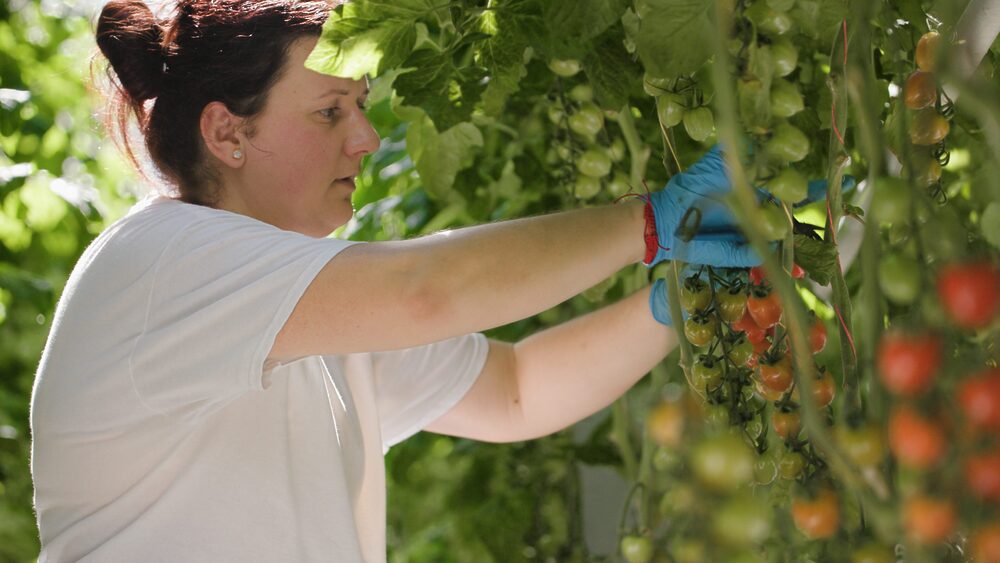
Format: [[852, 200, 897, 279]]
[[904, 494, 955, 544], [904, 70, 937, 110], [889, 406, 946, 469], [792, 488, 840, 539]]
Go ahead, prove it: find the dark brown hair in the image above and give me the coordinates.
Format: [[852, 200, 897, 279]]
[[95, 0, 335, 205]]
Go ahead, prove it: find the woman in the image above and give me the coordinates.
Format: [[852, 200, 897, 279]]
[[30, 0, 767, 560]]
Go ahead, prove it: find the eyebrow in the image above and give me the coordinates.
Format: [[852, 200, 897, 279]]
[[318, 87, 370, 99]]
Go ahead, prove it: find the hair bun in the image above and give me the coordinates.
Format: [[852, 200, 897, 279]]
[[96, 0, 165, 102]]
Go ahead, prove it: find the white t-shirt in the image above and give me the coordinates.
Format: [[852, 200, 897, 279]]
[[30, 195, 488, 562]]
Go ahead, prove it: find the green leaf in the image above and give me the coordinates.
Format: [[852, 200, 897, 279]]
[[305, 4, 423, 79], [394, 49, 486, 130], [540, 0, 630, 58], [789, 0, 848, 42], [408, 119, 484, 201], [0, 263, 53, 314], [793, 234, 838, 286], [582, 28, 642, 110], [629, 0, 713, 80], [477, 12, 529, 116]]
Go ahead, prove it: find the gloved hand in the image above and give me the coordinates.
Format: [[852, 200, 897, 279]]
[[645, 145, 855, 267], [649, 278, 675, 326]]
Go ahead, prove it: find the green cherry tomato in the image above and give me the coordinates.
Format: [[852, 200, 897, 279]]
[[770, 78, 804, 117], [766, 167, 808, 203], [717, 287, 748, 323], [574, 174, 601, 199], [681, 276, 712, 313], [766, 122, 810, 163], [758, 203, 790, 241], [778, 450, 805, 479], [577, 148, 612, 178], [835, 424, 886, 468], [547, 58, 581, 77], [872, 177, 912, 224], [568, 103, 604, 138], [704, 403, 730, 426], [713, 493, 773, 547], [608, 172, 631, 197], [607, 137, 626, 162], [569, 83, 594, 103], [850, 543, 896, 563], [726, 333, 754, 367], [747, 2, 792, 35], [766, 0, 795, 11], [643, 73, 673, 97], [620, 535, 653, 563], [683, 106, 715, 142], [656, 92, 685, 128], [879, 253, 922, 305], [693, 356, 724, 392], [770, 37, 799, 77], [546, 104, 565, 125], [691, 433, 755, 492], [684, 316, 718, 347], [754, 450, 779, 485]]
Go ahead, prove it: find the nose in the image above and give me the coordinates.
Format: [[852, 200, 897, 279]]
[[344, 111, 381, 158]]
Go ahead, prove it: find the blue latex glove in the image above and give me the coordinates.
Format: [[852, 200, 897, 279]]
[[646, 145, 856, 267], [649, 278, 674, 326]]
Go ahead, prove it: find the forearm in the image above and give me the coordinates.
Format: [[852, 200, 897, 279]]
[[509, 284, 678, 440], [401, 202, 646, 336]]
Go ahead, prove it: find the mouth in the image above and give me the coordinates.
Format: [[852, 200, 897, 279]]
[[333, 175, 356, 191]]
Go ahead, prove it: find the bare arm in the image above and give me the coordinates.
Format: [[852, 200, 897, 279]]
[[425, 284, 678, 442], [270, 202, 646, 359]]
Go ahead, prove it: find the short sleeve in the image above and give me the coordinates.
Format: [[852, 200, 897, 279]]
[[371, 333, 488, 450], [129, 205, 358, 418]]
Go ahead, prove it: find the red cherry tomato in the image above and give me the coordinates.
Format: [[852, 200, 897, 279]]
[[958, 369, 1000, 431], [791, 263, 806, 279], [889, 406, 946, 469], [748, 291, 782, 329], [965, 451, 1000, 502], [791, 488, 840, 539], [772, 409, 801, 440], [809, 317, 827, 354], [759, 355, 793, 393], [732, 309, 767, 343], [904, 494, 956, 544], [749, 266, 767, 285], [970, 522, 1000, 563], [877, 332, 941, 395], [937, 261, 1000, 329]]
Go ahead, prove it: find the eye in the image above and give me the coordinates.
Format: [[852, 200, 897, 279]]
[[318, 107, 340, 120]]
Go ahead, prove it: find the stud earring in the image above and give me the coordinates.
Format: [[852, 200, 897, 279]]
[[232, 148, 243, 159]]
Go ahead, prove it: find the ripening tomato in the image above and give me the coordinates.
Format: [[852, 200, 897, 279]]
[[889, 406, 946, 469], [834, 424, 885, 467], [717, 287, 748, 323], [772, 409, 801, 440], [792, 488, 840, 539], [915, 31, 940, 72], [810, 317, 827, 354], [692, 356, 724, 393], [690, 433, 755, 492], [792, 369, 836, 408], [748, 290, 782, 329], [965, 451, 1000, 502], [904, 70, 937, 110], [620, 535, 653, 563], [647, 400, 685, 447], [970, 522, 1000, 563], [759, 355, 793, 393], [958, 369, 1000, 431], [726, 333, 754, 367], [681, 276, 712, 313], [909, 107, 950, 146], [937, 261, 1000, 329], [904, 494, 956, 544], [684, 315, 718, 347], [877, 332, 941, 395], [777, 450, 805, 479]]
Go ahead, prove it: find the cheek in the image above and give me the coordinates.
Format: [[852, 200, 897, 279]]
[[257, 124, 342, 194]]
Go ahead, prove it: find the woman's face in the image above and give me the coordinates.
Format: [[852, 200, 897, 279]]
[[229, 36, 380, 237]]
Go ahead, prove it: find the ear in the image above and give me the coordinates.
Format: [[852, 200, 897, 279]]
[[200, 101, 246, 168]]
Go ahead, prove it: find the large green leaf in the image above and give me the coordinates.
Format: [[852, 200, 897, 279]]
[[629, 0, 714, 80], [408, 118, 483, 201]]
